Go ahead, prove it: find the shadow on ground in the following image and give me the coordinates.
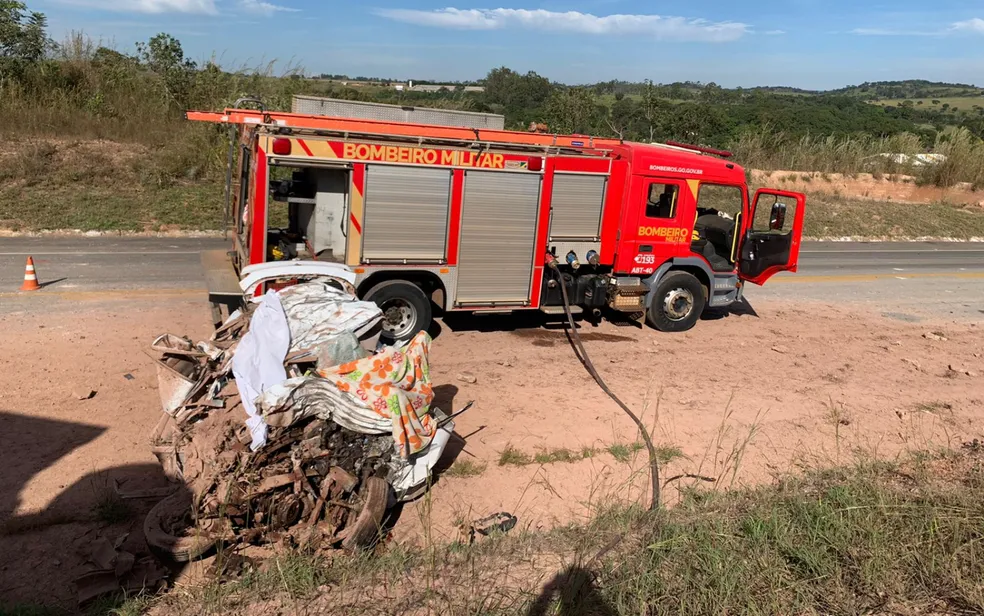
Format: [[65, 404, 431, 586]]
[[0, 411, 190, 611], [701, 296, 759, 321], [439, 297, 758, 339], [525, 565, 617, 616]]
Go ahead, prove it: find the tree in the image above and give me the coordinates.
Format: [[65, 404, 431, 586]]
[[136, 33, 196, 107], [640, 79, 660, 142], [545, 87, 596, 134], [700, 81, 723, 103], [482, 67, 552, 126], [0, 1, 50, 78], [608, 95, 640, 140]]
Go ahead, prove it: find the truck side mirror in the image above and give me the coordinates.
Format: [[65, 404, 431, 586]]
[[769, 202, 787, 231]]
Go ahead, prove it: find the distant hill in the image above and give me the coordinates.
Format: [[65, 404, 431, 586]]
[[746, 86, 820, 96], [827, 80, 984, 100]]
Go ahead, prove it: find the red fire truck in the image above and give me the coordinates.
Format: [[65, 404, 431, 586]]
[[191, 105, 805, 341]]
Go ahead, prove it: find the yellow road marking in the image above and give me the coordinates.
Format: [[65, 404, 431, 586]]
[[772, 272, 984, 284]]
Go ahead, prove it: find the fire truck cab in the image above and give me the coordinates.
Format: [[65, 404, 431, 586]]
[[193, 106, 805, 341]]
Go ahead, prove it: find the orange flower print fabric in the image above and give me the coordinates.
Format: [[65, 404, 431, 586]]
[[318, 331, 436, 459]]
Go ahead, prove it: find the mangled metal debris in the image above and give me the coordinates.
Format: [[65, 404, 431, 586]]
[[74, 534, 168, 605], [144, 277, 459, 570]]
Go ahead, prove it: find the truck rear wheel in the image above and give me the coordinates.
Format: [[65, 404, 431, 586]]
[[646, 271, 706, 333], [364, 280, 432, 343]]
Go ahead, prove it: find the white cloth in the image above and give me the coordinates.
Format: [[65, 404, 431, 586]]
[[232, 291, 290, 450]]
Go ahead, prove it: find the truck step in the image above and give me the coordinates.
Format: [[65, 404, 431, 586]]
[[539, 305, 583, 315]]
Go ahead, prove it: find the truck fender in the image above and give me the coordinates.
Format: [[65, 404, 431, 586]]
[[643, 257, 714, 313]]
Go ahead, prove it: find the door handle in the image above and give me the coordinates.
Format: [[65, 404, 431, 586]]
[[639, 245, 653, 253]]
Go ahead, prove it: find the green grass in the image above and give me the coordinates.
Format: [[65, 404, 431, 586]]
[[533, 448, 581, 464], [0, 183, 223, 232], [801, 195, 984, 239], [445, 459, 488, 478], [499, 442, 677, 467], [82, 594, 153, 616], [598, 456, 984, 614], [498, 444, 533, 467], [654, 445, 686, 464], [606, 443, 639, 463]]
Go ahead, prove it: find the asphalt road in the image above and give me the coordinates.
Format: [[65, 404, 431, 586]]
[[1, 237, 982, 319]]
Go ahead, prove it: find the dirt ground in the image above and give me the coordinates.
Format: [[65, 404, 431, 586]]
[[1, 293, 982, 608]]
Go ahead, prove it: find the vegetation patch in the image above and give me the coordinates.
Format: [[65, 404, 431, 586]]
[[137, 449, 984, 615], [801, 195, 984, 239], [444, 459, 488, 478], [498, 442, 681, 467]]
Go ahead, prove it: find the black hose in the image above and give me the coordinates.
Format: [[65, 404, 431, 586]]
[[549, 263, 661, 511]]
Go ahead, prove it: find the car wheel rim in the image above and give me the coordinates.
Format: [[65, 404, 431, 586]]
[[381, 299, 417, 338], [663, 288, 694, 322]]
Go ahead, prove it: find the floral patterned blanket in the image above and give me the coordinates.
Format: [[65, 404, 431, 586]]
[[318, 331, 437, 459]]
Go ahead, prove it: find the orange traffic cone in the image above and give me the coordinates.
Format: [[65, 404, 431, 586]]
[[20, 256, 41, 291]]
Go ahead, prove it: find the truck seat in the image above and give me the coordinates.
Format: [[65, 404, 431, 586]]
[[692, 215, 736, 272]]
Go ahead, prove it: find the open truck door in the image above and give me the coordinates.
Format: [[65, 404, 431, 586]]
[[738, 189, 805, 285]]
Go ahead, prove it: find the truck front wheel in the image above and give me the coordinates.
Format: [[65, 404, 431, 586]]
[[364, 280, 432, 343], [646, 271, 706, 333]]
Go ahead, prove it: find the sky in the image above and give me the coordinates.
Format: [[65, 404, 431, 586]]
[[31, 0, 984, 89]]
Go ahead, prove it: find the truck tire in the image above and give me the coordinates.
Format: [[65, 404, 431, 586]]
[[364, 280, 432, 343], [143, 491, 216, 563], [646, 271, 706, 333], [340, 476, 390, 552]]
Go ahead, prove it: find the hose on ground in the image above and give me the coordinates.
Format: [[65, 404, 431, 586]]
[[549, 262, 661, 511]]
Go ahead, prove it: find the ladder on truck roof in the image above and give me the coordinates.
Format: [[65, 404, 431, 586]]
[[186, 108, 625, 155]]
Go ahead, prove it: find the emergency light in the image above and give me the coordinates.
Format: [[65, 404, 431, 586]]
[[272, 138, 292, 155]]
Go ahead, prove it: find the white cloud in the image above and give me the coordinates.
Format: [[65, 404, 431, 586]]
[[849, 27, 937, 36], [238, 0, 299, 15], [763, 29, 786, 35], [952, 18, 984, 33], [58, 0, 299, 16], [851, 18, 984, 37], [62, 0, 219, 13], [374, 7, 749, 42]]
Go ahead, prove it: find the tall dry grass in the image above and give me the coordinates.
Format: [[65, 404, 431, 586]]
[[731, 127, 984, 187], [730, 128, 924, 175], [921, 127, 984, 188], [0, 32, 307, 182]]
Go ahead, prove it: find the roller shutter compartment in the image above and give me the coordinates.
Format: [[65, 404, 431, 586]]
[[549, 174, 607, 239], [362, 166, 451, 261], [456, 171, 542, 304]]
